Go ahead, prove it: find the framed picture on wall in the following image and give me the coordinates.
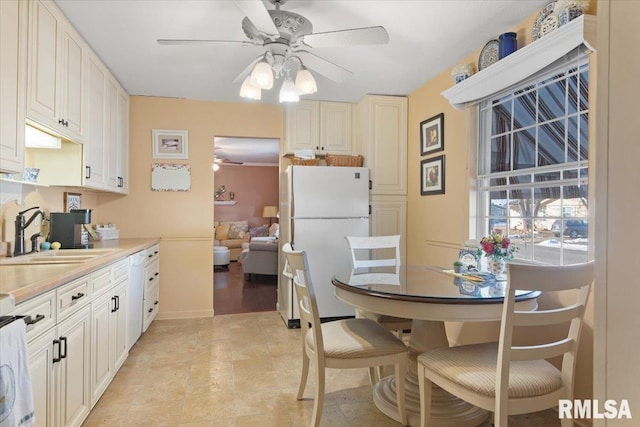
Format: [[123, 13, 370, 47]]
[[63, 192, 81, 212], [152, 129, 189, 159], [420, 155, 445, 195], [420, 113, 444, 155]]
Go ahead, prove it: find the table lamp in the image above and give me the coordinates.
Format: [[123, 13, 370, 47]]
[[262, 206, 278, 225]]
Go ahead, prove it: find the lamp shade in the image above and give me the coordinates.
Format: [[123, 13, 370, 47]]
[[250, 60, 274, 90], [239, 76, 261, 100], [279, 76, 300, 103], [295, 66, 317, 95], [262, 206, 278, 218]]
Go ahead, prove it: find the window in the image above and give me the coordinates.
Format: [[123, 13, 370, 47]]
[[476, 60, 589, 265]]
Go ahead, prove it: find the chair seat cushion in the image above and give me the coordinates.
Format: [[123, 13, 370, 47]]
[[418, 342, 563, 399], [306, 319, 407, 359]]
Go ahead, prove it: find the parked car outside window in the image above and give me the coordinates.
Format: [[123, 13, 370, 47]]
[[552, 220, 588, 238]]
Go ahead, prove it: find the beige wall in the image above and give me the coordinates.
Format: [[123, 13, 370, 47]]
[[214, 165, 279, 225], [96, 96, 283, 319], [406, 11, 596, 403]]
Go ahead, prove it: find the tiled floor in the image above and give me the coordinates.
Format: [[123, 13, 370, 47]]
[[83, 312, 561, 426]]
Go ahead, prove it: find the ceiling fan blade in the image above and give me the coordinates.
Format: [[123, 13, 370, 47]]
[[234, 0, 279, 37], [295, 50, 353, 83], [157, 39, 255, 46], [302, 26, 389, 48], [232, 55, 264, 84]]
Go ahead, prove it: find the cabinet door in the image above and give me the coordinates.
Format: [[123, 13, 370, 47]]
[[84, 51, 107, 188], [89, 292, 113, 406], [112, 281, 129, 371], [57, 305, 91, 427], [26, 0, 62, 128], [116, 87, 130, 193], [319, 102, 352, 154], [28, 328, 57, 427], [355, 96, 407, 195], [0, 0, 27, 173], [59, 21, 85, 142], [370, 196, 407, 263], [284, 100, 319, 153], [106, 76, 119, 189]]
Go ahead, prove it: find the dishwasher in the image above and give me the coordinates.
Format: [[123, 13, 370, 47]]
[[128, 250, 146, 350]]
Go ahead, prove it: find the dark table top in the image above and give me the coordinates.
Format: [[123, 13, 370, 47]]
[[332, 265, 539, 305]]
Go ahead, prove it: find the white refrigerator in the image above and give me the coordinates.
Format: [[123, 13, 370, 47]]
[[278, 165, 370, 327]]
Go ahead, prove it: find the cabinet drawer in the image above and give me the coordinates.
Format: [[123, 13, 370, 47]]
[[13, 290, 56, 342], [90, 266, 111, 297], [142, 283, 159, 332], [112, 258, 128, 284], [144, 258, 159, 293], [145, 244, 159, 265], [57, 275, 90, 320]]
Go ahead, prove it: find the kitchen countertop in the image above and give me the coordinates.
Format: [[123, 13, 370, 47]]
[[0, 238, 160, 305]]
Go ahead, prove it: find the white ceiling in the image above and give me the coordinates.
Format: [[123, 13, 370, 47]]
[[54, 0, 549, 105]]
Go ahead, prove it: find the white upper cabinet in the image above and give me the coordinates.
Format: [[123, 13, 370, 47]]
[[26, 0, 86, 143], [116, 87, 130, 193], [284, 100, 352, 155], [84, 50, 107, 189], [0, 0, 27, 173], [354, 95, 407, 195]]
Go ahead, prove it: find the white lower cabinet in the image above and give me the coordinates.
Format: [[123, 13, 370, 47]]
[[21, 257, 133, 426], [27, 305, 91, 427], [90, 279, 128, 405]]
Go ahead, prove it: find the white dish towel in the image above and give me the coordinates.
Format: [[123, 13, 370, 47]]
[[0, 319, 35, 427]]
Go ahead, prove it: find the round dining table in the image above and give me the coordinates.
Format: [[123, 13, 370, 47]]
[[332, 265, 540, 427]]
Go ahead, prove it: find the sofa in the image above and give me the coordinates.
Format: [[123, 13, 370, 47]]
[[214, 220, 251, 260], [239, 241, 279, 279]]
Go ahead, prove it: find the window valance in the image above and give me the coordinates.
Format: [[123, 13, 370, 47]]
[[441, 15, 596, 111]]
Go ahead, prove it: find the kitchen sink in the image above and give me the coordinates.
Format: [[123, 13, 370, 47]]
[[0, 248, 119, 265]]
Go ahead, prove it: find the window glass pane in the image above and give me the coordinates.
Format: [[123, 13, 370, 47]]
[[580, 113, 589, 156], [491, 135, 510, 172], [492, 100, 512, 135], [580, 70, 589, 111], [538, 120, 565, 166], [513, 91, 536, 129], [513, 128, 536, 170], [509, 175, 532, 185], [567, 74, 579, 115], [489, 177, 507, 187], [538, 79, 567, 122], [534, 171, 561, 182]]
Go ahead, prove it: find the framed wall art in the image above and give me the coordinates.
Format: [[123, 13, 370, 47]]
[[63, 192, 81, 212], [420, 113, 444, 155], [420, 155, 445, 195], [152, 129, 189, 159]]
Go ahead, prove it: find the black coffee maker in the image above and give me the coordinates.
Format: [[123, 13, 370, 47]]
[[49, 209, 93, 249]]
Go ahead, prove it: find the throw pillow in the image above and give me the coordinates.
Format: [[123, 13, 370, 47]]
[[215, 223, 231, 240], [250, 224, 269, 238], [228, 223, 249, 239]]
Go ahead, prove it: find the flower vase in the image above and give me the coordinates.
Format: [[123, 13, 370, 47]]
[[488, 258, 507, 279]]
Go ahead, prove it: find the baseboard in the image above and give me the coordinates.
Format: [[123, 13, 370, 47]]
[[156, 309, 214, 320]]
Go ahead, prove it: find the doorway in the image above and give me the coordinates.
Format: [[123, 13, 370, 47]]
[[213, 136, 280, 314]]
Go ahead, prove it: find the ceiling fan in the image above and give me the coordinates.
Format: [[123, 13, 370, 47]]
[[157, 0, 389, 100]]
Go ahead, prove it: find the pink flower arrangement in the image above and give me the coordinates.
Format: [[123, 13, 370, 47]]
[[479, 234, 516, 261]]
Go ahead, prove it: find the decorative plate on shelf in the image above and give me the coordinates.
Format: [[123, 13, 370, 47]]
[[478, 39, 499, 71], [532, 1, 559, 41]]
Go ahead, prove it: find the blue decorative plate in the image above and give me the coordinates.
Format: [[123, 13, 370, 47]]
[[532, 1, 558, 41], [478, 39, 499, 71]]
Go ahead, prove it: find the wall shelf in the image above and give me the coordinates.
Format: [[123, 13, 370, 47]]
[[214, 201, 237, 206], [442, 15, 596, 110], [0, 178, 49, 205]]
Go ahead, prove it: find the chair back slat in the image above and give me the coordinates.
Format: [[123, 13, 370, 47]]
[[345, 235, 401, 269], [506, 261, 594, 293], [510, 338, 576, 362], [513, 304, 584, 327]]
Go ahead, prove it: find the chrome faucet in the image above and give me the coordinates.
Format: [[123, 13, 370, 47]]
[[14, 206, 47, 257]]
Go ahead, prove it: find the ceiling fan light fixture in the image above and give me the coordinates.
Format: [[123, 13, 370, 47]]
[[250, 60, 274, 89], [294, 66, 317, 95], [279, 76, 300, 103], [239, 76, 262, 100]]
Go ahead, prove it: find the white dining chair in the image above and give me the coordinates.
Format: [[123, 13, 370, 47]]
[[417, 261, 594, 427], [282, 243, 408, 427], [345, 235, 413, 337]]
